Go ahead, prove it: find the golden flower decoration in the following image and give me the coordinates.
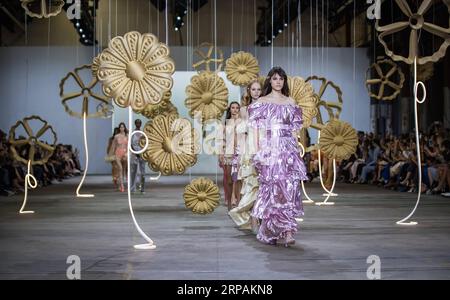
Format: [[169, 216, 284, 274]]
[[60, 64, 111, 119], [98, 31, 175, 111], [192, 42, 224, 73], [319, 120, 358, 161], [288, 76, 319, 128], [366, 59, 405, 101], [9, 116, 57, 165], [306, 76, 344, 130], [225, 51, 260, 86], [375, 0, 450, 65], [91, 54, 100, 79], [142, 114, 199, 175], [140, 91, 178, 119], [184, 177, 220, 214], [185, 72, 229, 122], [20, 0, 64, 18]]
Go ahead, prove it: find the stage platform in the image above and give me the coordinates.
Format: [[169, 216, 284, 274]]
[[1, 175, 449, 279]]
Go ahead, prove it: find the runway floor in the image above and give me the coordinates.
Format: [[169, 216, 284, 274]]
[[1, 175, 450, 279]]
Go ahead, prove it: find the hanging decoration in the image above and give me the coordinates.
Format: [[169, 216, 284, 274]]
[[319, 120, 358, 161], [185, 71, 229, 123], [60, 64, 112, 198], [192, 42, 224, 73], [9, 116, 57, 166], [225, 51, 260, 86], [375, 0, 450, 65], [91, 54, 101, 79], [306, 76, 344, 132], [60, 64, 111, 119], [287, 76, 319, 128], [184, 177, 220, 214], [20, 0, 64, 18], [9, 116, 57, 214], [140, 91, 178, 119], [98, 31, 175, 111], [366, 59, 405, 101], [142, 114, 199, 176]]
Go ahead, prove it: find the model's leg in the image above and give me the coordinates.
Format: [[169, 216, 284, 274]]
[[223, 165, 232, 210], [129, 161, 138, 192], [138, 158, 146, 192], [114, 157, 123, 191]]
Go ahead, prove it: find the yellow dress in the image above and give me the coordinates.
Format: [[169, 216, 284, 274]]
[[228, 108, 259, 229]]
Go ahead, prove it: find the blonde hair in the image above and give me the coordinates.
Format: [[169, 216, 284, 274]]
[[241, 80, 261, 107]]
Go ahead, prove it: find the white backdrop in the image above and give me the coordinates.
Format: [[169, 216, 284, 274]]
[[0, 46, 370, 174]]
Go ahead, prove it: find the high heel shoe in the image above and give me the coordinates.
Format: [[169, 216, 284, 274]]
[[284, 233, 295, 247], [120, 184, 125, 192]]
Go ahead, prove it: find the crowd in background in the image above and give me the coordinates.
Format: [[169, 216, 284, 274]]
[[0, 129, 81, 197], [304, 122, 450, 196]]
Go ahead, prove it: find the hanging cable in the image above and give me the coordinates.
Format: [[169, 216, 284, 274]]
[[165, 0, 168, 45], [271, 0, 274, 67]]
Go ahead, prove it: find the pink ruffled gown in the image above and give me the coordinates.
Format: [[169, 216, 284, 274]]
[[248, 102, 308, 244]]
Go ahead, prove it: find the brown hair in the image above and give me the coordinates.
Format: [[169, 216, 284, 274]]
[[262, 67, 290, 97]]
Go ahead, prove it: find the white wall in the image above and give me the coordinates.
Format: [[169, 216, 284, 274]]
[[0, 46, 370, 174]]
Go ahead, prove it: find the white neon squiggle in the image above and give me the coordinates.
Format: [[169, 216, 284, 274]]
[[317, 130, 338, 197], [298, 141, 314, 204], [298, 140, 336, 205], [127, 107, 156, 250], [396, 57, 426, 226], [76, 110, 94, 198], [19, 160, 37, 214]]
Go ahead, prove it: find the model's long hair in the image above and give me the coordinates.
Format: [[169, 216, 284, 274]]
[[225, 101, 240, 120], [262, 66, 290, 97], [117, 122, 129, 135], [241, 80, 262, 107]]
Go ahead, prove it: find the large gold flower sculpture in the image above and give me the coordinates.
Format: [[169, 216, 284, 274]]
[[20, 0, 64, 18], [225, 51, 260, 86], [97, 31, 175, 111], [288, 76, 319, 128], [184, 177, 220, 214], [366, 59, 405, 101], [185, 72, 229, 122], [142, 114, 199, 175], [60, 64, 111, 119], [140, 91, 178, 119], [376, 0, 450, 65], [319, 120, 358, 161], [9, 116, 57, 165]]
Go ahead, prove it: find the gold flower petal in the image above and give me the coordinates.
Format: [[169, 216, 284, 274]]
[[185, 72, 229, 122]]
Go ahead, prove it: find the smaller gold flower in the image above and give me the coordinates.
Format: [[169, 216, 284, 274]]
[[185, 72, 229, 122], [184, 177, 220, 214], [142, 114, 199, 175], [225, 51, 260, 86], [319, 120, 358, 161]]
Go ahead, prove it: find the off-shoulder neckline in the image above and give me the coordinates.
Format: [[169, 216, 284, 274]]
[[252, 101, 296, 107]]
